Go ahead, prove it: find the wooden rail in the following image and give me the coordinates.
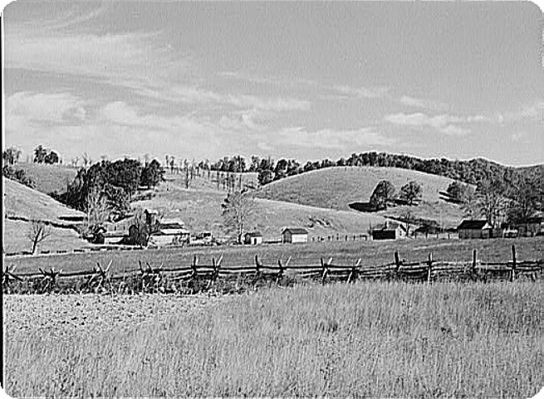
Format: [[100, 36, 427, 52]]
[[2, 246, 543, 295]]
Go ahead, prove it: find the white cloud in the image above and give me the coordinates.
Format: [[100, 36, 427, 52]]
[[384, 112, 471, 136], [399, 95, 448, 111], [6, 92, 86, 125], [274, 127, 395, 149], [333, 85, 389, 99]]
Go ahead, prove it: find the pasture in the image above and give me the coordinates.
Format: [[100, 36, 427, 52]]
[[6, 236, 544, 275], [5, 281, 544, 397]]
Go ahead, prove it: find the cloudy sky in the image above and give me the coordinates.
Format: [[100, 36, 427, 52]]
[[3, 1, 543, 166]]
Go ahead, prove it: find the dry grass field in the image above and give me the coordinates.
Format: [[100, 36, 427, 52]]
[[7, 236, 544, 275], [5, 281, 544, 397]]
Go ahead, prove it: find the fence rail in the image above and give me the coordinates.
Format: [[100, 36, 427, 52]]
[[2, 245, 543, 295]]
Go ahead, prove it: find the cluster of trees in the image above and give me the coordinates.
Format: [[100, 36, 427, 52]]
[[3, 146, 22, 165], [206, 153, 538, 199], [33, 145, 60, 164], [445, 177, 543, 228], [61, 158, 165, 225], [369, 180, 423, 211], [2, 165, 35, 188]]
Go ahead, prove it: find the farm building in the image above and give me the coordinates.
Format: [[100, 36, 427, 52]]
[[457, 220, 492, 239], [282, 228, 308, 244], [148, 218, 190, 247], [371, 221, 407, 240], [244, 231, 263, 245], [96, 230, 127, 245]]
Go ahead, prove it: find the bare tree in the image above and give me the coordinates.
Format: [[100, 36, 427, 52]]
[[82, 152, 90, 168], [27, 221, 52, 255], [221, 190, 256, 243], [86, 188, 110, 229]]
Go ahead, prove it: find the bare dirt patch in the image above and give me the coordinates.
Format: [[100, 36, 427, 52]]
[[4, 293, 233, 340]]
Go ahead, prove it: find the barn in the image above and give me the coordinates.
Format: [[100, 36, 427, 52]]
[[457, 220, 492, 239], [244, 231, 263, 245], [148, 218, 190, 247], [282, 228, 308, 244], [371, 221, 407, 240]]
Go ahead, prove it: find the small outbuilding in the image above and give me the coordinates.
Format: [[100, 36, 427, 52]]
[[457, 220, 492, 239], [282, 228, 309, 244], [244, 231, 263, 245], [371, 221, 407, 240]]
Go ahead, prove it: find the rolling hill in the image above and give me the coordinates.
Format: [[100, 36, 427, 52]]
[[3, 178, 89, 254], [13, 162, 78, 195], [255, 166, 469, 228], [133, 179, 388, 241]]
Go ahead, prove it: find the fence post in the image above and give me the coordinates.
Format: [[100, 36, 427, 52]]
[[192, 255, 198, 279], [511, 245, 516, 282], [277, 259, 284, 281], [472, 249, 477, 272], [321, 258, 328, 285], [254, 255, 261, 274], [427, 253, 433, 283], [348, 259, 361, 283], [394, 251, 401, 272]]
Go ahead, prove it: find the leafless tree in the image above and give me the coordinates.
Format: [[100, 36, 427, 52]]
[[86, 188, 110, 230], [221, 190, 256, 243], [27, 221, 52, 255]]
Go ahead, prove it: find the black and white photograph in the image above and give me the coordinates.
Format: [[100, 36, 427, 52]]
[[2, 1, 544, 397]]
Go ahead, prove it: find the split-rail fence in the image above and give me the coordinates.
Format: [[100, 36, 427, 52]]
[[2, 245, 543, 295]]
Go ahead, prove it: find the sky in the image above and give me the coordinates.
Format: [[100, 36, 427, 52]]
[[3, 1, 544, 166]]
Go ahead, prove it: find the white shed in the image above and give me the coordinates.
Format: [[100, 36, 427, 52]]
[[282, 228, 308, 244]]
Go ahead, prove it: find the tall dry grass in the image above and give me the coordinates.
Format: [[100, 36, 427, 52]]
[[6, 281, 544, 397]]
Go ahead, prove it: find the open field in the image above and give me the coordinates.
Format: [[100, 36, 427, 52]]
[[5, 282, 544, 397], [3, 219, 89, 254], [133, 179, 388, 241], [13, 162, 78, 195], [255, 166, 468, 228], [6, 236, 544, 275]]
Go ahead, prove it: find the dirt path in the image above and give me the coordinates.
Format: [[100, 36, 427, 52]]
[[4, 293, 233, 340]]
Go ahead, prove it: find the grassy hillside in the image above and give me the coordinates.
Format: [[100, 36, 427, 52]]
[[3, 178, 85, 224], [13, 162, 78, 195], [133, 179, 388, 241], [255, 167, 468, 228], [3, 178, 88, 254]]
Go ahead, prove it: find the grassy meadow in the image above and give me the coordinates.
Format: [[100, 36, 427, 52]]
[[5, 281, 544, 397], [7, 236, 544, 275]]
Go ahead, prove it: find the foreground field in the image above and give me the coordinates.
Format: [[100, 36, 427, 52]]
[[5, 282, 544, 397], [7, 236, 544, 275]]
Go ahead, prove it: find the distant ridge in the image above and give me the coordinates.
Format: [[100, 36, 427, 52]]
[[260, 152, 543, 194]]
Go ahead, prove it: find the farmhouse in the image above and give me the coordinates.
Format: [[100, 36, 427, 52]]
[[148, 218, 190, 247], [457, 220, 492, 239], [371, 221, 407, 240], [244, 231, 263, 245], [282, 228, 308, 244]]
